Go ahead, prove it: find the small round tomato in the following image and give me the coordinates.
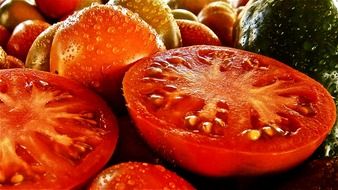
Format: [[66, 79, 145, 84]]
[[176, 19, 221, 46], [0, 0, 45, 31], [123, 45, 336, 176], [89, 162, 195, 190], [35, 0, 78, 19], [50, 4, 165, 110], [198, 1, 237, 46], [0, 69, 118, 189], [6, 20, 50, 62]]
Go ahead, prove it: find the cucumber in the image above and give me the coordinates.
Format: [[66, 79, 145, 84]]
[[235, 0, 338, 157]]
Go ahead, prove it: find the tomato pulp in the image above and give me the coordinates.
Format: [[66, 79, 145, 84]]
[[0, 69, 118, 189], [123, 45, 336, 176]]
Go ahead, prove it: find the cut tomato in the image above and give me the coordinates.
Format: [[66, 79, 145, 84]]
[[122, 45, 336, 176], [89, 162, 195, 190], [0, 69, 118, 189]]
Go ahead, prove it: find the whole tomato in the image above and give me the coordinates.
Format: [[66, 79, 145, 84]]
[[0, 0, 45, 31], [6, 20, 50, 62], [35, 0, 79, 19]]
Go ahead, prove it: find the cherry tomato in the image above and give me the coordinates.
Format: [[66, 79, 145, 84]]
[[89, 162, 195, 190], [0, 0, 45, 31], [35, 0, 78, 19], [0, 69, 118, 189], [122, 45, 336, 176], [198, 1, 237, 47], [6, 20, 50, 62], [50, 4, 165, 110], [176, 19, 221, 46]]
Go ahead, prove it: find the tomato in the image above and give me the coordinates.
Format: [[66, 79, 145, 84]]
[[176, 19, 221, 46], [122, 45, 336, 176], [89, 162, 195, 190], [0, 0, 45, 31], [50, 4, 165, 110], [6, 20, 50, 62], [35, 0, 78, 19], [0, 69, 118, 189], [197, 1, 237, 47]]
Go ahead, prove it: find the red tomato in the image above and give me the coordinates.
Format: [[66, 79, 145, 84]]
[[176, 19, 221, 47], [50, 4, 165, 110], [35, 0, 78, 19], [0, 69, 118, 189], [89, 162, 195, 190], [6, 20, 50, 62], [122, 45, 336, 176]]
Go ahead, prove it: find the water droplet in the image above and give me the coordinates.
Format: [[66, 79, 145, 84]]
[[86, 45, 95, 51]]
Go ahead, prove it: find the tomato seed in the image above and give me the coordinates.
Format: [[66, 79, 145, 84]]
[[145, 67, 164, 78], [262, 126, 275, 136], [149, 94, 165, 106], [214, 117, 226, 128], [184, 115, 198, 127], [10, 173, 24, 184], [166, 56, 192, 69], [201, 122, 213, 134], [163, 84, 177, 92], [242, 129, 261, 141]]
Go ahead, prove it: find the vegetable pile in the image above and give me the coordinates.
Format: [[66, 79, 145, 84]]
[[0, 0, 337, 189]]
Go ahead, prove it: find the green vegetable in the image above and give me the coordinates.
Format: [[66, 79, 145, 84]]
[[235, 0, 338, 157]]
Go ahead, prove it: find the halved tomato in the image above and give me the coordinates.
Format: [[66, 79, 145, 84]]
[[89, 162, 195, 190], [0, 69, 118, 189], [122, 45, 336, 176]]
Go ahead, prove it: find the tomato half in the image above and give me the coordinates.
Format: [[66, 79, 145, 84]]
[[122, 45, 336, 176], [89, 162, 195, 190], [0, 69, 118, 189]]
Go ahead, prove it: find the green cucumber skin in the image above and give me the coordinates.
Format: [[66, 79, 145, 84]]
[[236, 0, 338, 157], [237, 0, 338, 76]]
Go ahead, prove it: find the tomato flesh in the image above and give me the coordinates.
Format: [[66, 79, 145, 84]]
[[123, 45, 336, 176], [0, 69, 118, 189]]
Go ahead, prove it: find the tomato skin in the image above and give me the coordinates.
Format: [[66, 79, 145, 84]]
[[35, 0, 78, 19], [123, 45, 336, 176], [0, 24, 10, 47], [0, 69, 118, 189], [6, 20, 50, 62], [89, 162, 195, 190]]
